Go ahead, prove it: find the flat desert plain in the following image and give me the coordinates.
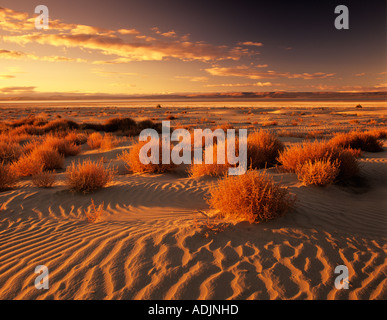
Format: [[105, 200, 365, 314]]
[[0, 101, 386, 300]]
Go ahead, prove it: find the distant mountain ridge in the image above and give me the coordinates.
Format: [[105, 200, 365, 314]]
[[0, 91, 386, 101]]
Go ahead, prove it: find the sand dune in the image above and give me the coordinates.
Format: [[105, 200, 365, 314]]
[[0, 104, 386, 300], [0, 149, 386, 300]]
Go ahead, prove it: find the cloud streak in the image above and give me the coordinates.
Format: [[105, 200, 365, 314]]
[[205, 66, 335, 80]]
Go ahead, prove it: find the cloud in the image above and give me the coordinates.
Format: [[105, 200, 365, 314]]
[[118, 29, 140, 35], [1, 7, 248, 63], [205, 66, 335, 80], [175, 76, 209, 82], [0, 86, 36, 93], [92, 70, 138, 77], [205, 82, 274, 87], [3, 32, 248, 62], [0, 74, 15, 79], [161, 30, 178, 38], [239, 41, 263, 47], [0, 49, 86, 63]]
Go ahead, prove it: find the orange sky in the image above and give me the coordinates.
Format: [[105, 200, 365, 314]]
[[0, 2, 386, 98]]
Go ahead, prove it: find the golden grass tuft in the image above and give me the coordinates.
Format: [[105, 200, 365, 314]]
[[120, 141, 176, 174], [43, 135, 81, 157], [207, 170, 295, 223], [0, 162, 18, 191], [296, 159, 339, 186], [31, 170, 56, 188], [189, 142, 231, 178], [100, 133, 121, 150], [84, 199, 105, 223], [87, 132, 103, 149], [65, 131, 88, 145], [13, 146, 64, 177], [0, 141, 22, 164], [278, 141, 359, 181], [247, 130, 284, 169], [329, 131, 383, 152], [66, 159, 115, 193]]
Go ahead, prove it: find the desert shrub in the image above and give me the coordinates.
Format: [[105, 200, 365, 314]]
[[0, 162, 18, 191], [0, 141, 22, 163], [137, 119, 162, 133], [31, 146, 65, 170], [10, 124, 43, 136], [189, 142, 233, 177], [367, 129, 387, 139], [87, 132, 103, 149], [207, 170, 295, 223], [42, 119, 79, 133], [247, 130, 284, 169], [21, 139, 41, 155], [12, 154, 43, 177], [100, 133, 121, 150], [120, 141, 176, 174], [84, 199, 105, 223], [31, 170, 56, 188], [278, 141, 359, 181], [43, 135, 81, 157], [65, 131, 88, 145], [104, 117, 137, 132], [296, 159, 339, 186], [14, 146, 64, 176], [79, 122, 105, 132], [261, 120, 278, 127], [189, 163, 228, 177], [329, 131, 383, 152], [66, 159, 115, 193]]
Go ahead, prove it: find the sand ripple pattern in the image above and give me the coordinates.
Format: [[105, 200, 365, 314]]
[[0, 157, 386, 300]]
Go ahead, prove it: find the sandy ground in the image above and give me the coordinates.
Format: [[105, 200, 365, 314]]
[[0, 103, 386, 300]]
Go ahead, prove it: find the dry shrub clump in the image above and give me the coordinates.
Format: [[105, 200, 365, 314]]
[[65, 131, 88, 145], [87, 132, 120, 150], [43, 135, 81, 157], [66, 159, 115, 193], [13, 146, 64, 176], [329, 131, 383, 152], [296, 159, 340, 186], [0, 162, 18, 191], [100, 133, 120, 150], [278, 141, 358, 181], [120, 141, 176, 174], [247, 130, 284, 169], [84, 199, 105, 223], [207, 170, 295, 223], [0, 141, 22, 163], [189, 147, 229, 178], [87, 132, 103, 149], [31, 170, 56, 188], [367, 129, 387, 139]]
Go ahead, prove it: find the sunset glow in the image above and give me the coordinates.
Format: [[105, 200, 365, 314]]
[[0, 0, 386, 98]]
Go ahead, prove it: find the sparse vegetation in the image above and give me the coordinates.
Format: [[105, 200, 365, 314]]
[[278, 141, 359, 181], [84, 199, 105, 223], [247, 130, 284, 169], [0, 141, 22, 163], [0, 162, 18, 191], [120, 141, 176, 174], [207, 170, 295, 223], [66, 159, 116, 193], [296, 159, 340, 186], [329, 131, 383, 152], [31, 170, 56, 188]]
